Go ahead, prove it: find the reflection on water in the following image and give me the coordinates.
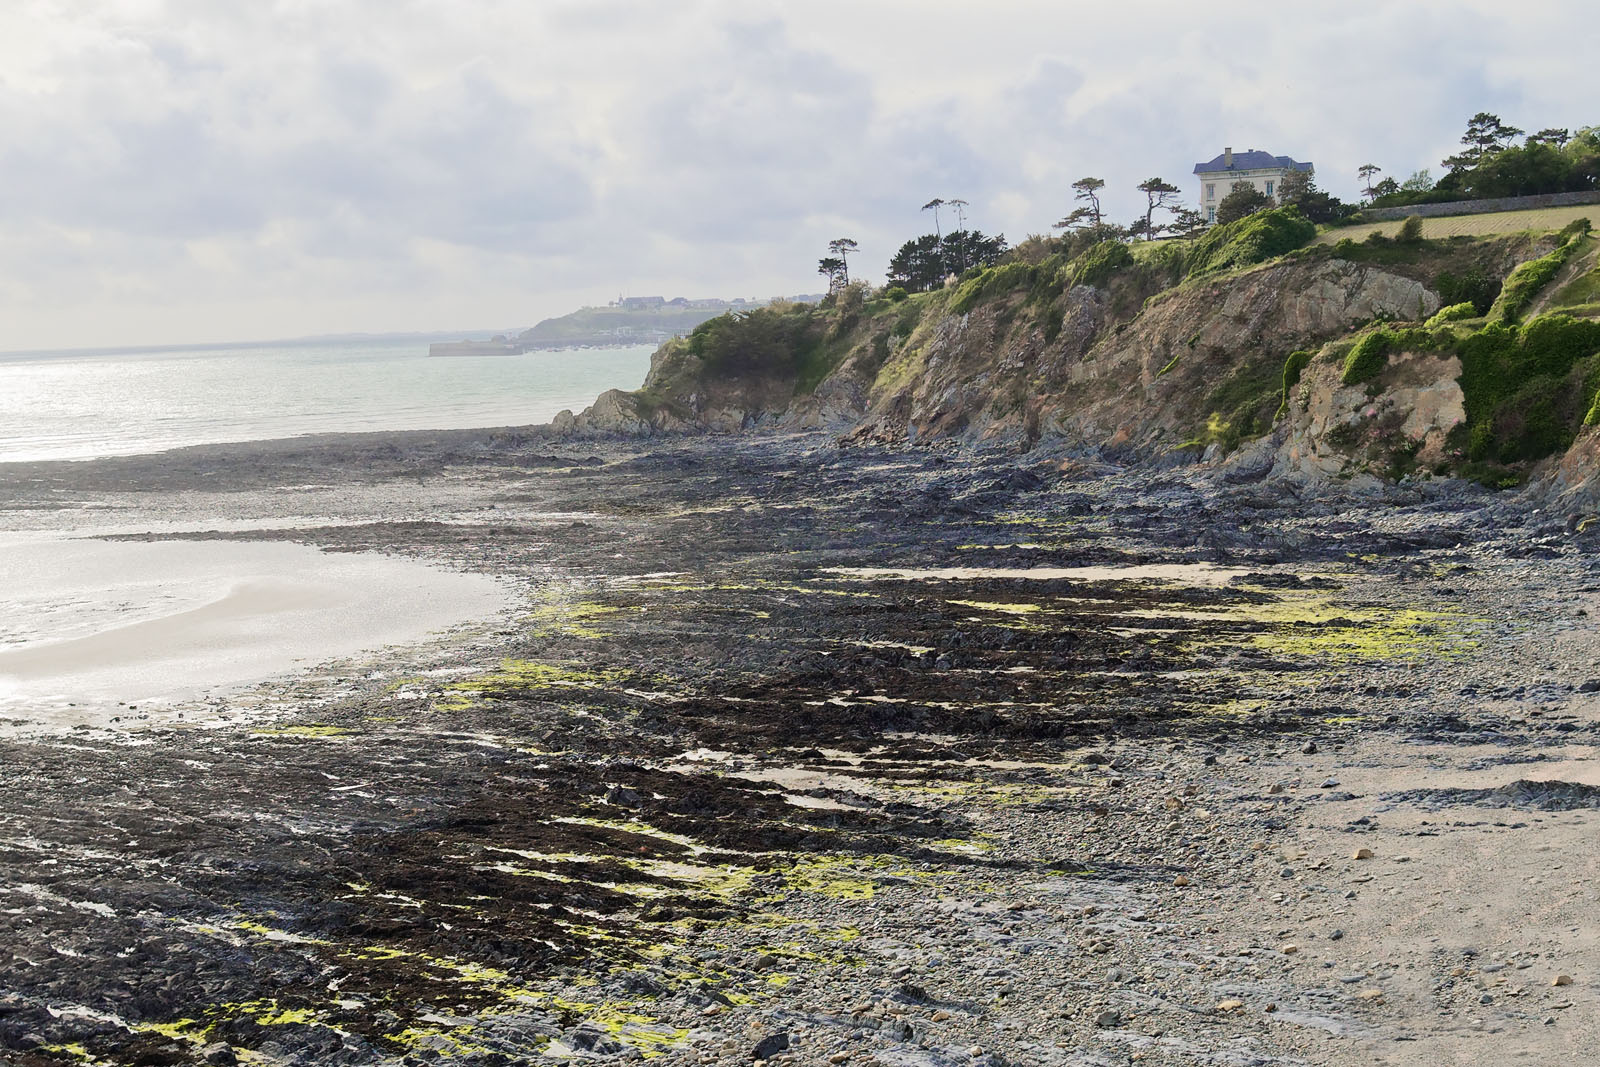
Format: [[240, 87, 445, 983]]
[[0, 338, 652, 462]]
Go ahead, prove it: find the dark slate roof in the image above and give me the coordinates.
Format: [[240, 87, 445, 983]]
[[1193, 150, 1313, 175]]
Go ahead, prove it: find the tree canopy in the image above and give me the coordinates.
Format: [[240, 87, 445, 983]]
[[885, 230, 1008, 292], [1215, 181, 1272, 225], [1372, 116, 1600, 207], [1275, 170, 1353, 224]]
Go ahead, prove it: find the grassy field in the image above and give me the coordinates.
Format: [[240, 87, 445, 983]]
[[1315, 203, 1598, 244]]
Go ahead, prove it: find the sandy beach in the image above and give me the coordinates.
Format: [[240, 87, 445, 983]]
[[0, 427, 1595, 1066]]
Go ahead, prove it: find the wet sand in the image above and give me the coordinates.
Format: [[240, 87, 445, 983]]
[[0, 536, 510, 731]]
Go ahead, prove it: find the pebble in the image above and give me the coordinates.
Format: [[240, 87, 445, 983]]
[[1552, 974, 1574, 987], [1352, 847, 1374, 860], [1215, 999, 1244, 1013]]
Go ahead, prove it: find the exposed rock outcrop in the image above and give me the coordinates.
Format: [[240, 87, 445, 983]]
[[550, 226, 1600, 497]]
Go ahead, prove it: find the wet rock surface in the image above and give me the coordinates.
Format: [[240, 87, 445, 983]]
[[0, 431, 1596, 1065]]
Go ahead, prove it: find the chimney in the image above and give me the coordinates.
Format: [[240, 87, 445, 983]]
[[1224, 146, 1233, 169]]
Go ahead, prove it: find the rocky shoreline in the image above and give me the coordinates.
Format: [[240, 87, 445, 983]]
[[1, 430, 1596, 1066]]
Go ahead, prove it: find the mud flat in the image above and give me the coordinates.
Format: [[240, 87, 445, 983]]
[[0, 429, 1596, 1066]]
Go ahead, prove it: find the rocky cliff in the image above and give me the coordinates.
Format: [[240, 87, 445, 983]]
[[556, 210, 1600, 499]]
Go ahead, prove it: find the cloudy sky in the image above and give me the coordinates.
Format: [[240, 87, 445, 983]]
[[1, 0, 1593, 350]]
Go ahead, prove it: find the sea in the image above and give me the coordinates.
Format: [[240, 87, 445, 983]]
[[0, 335, 651, 729], [0, 336, 654, 463]]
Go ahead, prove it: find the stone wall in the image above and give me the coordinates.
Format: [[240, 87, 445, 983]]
[[1360, 189, 1600, 222]]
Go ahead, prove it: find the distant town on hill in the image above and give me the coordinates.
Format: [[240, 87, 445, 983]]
[[429, 294, 823, 356]]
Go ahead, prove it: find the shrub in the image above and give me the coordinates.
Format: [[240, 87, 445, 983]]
[[1517, 314, 1600, 377], [891, 302, 920, 338], [1486, 374, 1574, 463], [1559, 217, 1593, 241], [1493, 234, 1585, 324], [1184, 208, 1317, 278], [1069, 240, 1135, 289], [1587, 388, 1600, 427], [1455, 314, 1600, 465], [685, 305, 818, 378], [949, 261, 1036, 315], [1279, 349, 1314, 415], [884, 286, 909, 303], [1341, 329, 1394, 385], [1200, 349, 1285, 452], [1425, 302, 1478, 327], [1396, 215, 1425, 244], [1435, 267, 1501, 315]]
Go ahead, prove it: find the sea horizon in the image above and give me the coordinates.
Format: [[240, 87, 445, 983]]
[[0, 335, 653, 464]]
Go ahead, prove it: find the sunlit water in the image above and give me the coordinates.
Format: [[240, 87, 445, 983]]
[[0, 335, 633, 727], [0, 338, 653, 462]]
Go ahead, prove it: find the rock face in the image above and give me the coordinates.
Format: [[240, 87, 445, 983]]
[[555, 256, 1449, 457], [1545, 427, 1600, 507], [569, 389, 655, 435], [546, 245, 1600, 500], [1036, 259, 1442, 457], [1275, 351, 1466, 483]]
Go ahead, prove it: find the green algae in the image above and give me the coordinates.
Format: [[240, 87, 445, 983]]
[[1123, 589, 1481, 665], [521, 587, 631, 640], [435, 659, 630, 711], [390, 1025, 499, 1058]]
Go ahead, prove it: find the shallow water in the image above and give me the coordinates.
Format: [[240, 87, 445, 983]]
[[0, 535, 509, 730]]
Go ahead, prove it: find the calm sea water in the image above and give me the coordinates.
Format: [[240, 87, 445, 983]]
[[0, 338, 653, 463]]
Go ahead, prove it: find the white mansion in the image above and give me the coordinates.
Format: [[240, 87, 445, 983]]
[[1193, 148, 1314, 223]]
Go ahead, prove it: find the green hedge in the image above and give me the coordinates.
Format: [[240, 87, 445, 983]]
[[684, 304, 820, 379]]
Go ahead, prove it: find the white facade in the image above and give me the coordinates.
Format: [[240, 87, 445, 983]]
[[1194, 147, 1313, 224]]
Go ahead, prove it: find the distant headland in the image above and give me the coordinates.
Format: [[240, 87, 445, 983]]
[[428, 294, 823, 356]]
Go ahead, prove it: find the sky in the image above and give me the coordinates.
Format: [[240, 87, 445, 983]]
[[1, 0, 1595, 350]]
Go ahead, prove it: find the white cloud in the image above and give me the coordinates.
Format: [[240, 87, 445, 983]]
[[0, 0, 1593, 348]]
